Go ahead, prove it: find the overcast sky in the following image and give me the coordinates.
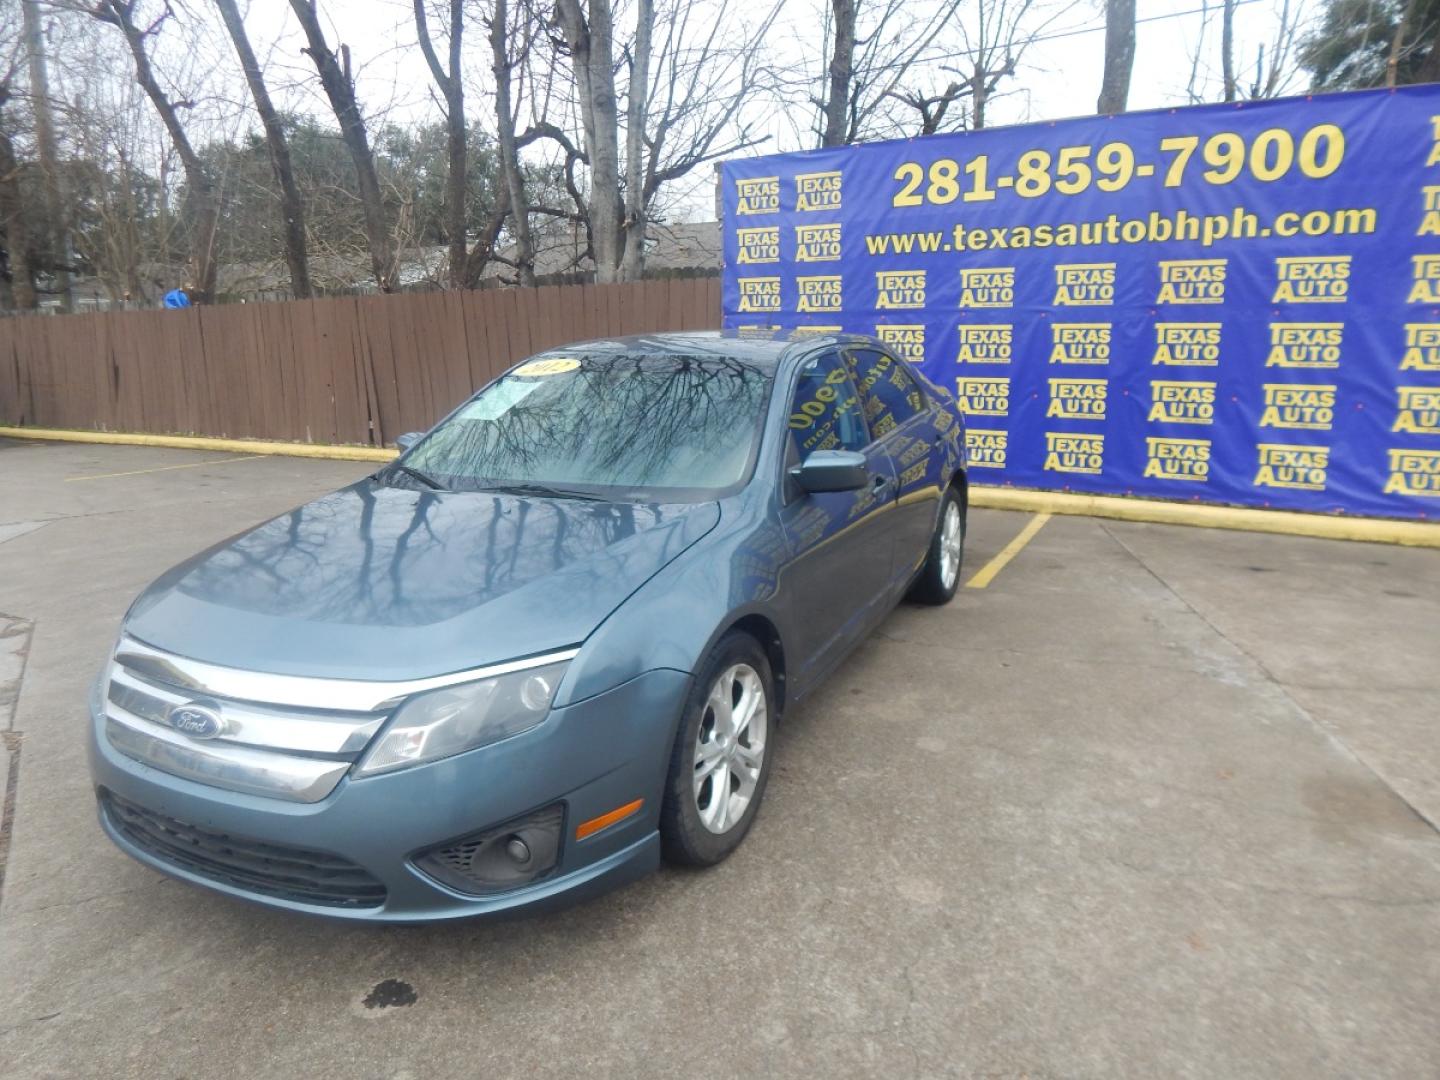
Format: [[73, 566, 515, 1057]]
[[231, 0, 1311, 217]]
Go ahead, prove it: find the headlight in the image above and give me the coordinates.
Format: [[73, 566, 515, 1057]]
[[355, 660, 569, 777]]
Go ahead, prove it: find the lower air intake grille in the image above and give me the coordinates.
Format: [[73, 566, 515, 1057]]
[[415, 803, 565, 895], [101, 790, 386, 909]]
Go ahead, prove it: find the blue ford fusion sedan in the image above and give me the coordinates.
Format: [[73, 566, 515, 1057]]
[[89, 332, 968, 921]]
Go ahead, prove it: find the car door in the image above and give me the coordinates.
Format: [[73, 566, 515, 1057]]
[[843, 347, 945, 590], [776, 350, 898, 684]]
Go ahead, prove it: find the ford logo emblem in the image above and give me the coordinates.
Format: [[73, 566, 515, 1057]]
[[167, 703, 224, 740]]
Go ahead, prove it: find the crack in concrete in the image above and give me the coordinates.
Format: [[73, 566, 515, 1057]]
[[932, 733, 1414, 834], [0, 614, 33, 914], [1266, 682, 1440, 693], [0, 616, 34, 734], [1097, 522, 1440, 839], [0, 521, 49, 547], [0, 951, 204, 1043], [1105, 855, 1440, 908], [0, 731, 22, 914], [872, 630, 1247, 672], [6, 878, 166, 917], [0, 1012, 62, 1040]]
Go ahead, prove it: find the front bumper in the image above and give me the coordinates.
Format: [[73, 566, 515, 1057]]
[[88, 668, 691, 922]]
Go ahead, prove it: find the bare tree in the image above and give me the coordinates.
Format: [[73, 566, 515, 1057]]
[[820, 0, 855, 145], [1249, 0, 1302, 98], [554, 0, 623, 279], [1386, 0, 1420, 87], [23, 0, 71, 307], [90, 0, 219, 302], [553, 0, 780, 280], [619, 0, 652, 279], [0, 0, 1164, 307], [489, 0, 534, 284], [0, 64, 38, 310], [214, 0, 310, 298], [949, 0, 1051, 129], [1222, 0, 1237, 99], [0, 133, 34, 310], [287, 0, 394, 291], [1183, 0, 1211, 103], [55, 19, 156, 304], [413, 0, 466, 288], [887, 81, 962, 135], [1190, 0, 1304, 102], [808, 0, 968, 144], [884, 0, 1056, 134], [619, 0, 777, 278], [1097, 0, 1136, 113]]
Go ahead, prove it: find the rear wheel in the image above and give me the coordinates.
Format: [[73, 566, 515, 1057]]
[[660, 631, 775, 866], [908, 486, 965, 604]]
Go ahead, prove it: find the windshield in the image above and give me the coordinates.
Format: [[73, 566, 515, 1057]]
[[398, 352, 773, 500]]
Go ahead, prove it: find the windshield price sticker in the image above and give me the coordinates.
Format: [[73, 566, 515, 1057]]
[[514, 357, 582, 377]]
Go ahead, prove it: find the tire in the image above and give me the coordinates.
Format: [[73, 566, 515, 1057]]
[[659, 631, 776, 867], [908, 485, 966, 605]]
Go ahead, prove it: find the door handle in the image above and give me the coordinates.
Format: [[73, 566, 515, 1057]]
[[871, 473, 890, 491]]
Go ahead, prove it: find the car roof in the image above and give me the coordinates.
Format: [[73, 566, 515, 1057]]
[[533, 330, 887, 371]]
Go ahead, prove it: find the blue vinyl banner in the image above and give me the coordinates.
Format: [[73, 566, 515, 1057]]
[[721, 86, 1440, 520]]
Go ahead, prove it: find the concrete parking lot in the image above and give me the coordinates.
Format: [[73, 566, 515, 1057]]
[[1, 436, 1437, 1079]]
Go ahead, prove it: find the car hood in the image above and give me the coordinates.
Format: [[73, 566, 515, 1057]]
[[125, 481, 720, 681]]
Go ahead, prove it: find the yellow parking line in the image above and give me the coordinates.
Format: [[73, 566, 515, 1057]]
[[1, 427, 396, 462], [964, 512, 1052, 590], [64, 455, 267, 482]]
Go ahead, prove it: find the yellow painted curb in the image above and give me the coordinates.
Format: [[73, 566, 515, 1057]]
[[4, 427, 1436, 548], [970, 486, 1440, 549], [0, 427, 397, 463]]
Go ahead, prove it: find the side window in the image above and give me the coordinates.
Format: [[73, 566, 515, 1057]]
[[846, 349, 926, 439], [787, 351, 869, 461]]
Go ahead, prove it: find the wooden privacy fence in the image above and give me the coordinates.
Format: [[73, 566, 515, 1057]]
[[0, 277, 722, 446]]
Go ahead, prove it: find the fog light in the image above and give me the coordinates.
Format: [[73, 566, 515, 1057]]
[[413, 804, 563, 895], [505, 836, 531, 864]]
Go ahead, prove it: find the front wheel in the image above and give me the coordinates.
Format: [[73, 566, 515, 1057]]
[[659, 631, 775, 866], [908, 486, 965, 604]]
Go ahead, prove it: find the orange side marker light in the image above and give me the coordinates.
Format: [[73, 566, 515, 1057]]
[[575, 798, 644, 841]]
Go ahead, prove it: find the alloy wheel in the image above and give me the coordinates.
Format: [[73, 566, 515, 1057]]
[[939, 500, 963, 589], [693, 663, 768, 834]]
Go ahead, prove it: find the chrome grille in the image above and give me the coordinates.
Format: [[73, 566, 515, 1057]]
[[102, 637, 388, 803], [106, 663, 385, 756], [101, 634, 581, 803]]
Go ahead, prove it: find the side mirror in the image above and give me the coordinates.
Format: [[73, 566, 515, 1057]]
[[395, 431, 424, 452], [789, 449, 869, 494]]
